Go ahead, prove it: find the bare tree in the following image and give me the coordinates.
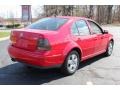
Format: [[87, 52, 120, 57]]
[[43, 5, 74, 16], [88, 5, 94, 19], [96, 6, 102, 24], [34, 5, 120, 24], [117, 6, 120, 22], [106, 5, 113, 24]]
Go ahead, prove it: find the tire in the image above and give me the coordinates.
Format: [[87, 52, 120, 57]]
[[24, 64, 35, 69], [105, 40, 113, 56], [61, 50, 80, 75], [26, 65, 33, 69]]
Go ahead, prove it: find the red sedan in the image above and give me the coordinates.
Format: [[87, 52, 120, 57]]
[[8, 16, 114, 75]]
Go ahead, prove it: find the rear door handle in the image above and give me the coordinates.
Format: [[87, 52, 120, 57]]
[[93, 37, 97, 40], [78, 38, 81, 41]]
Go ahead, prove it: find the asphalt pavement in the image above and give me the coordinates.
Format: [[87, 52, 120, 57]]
[[0, 25, 120, 85]]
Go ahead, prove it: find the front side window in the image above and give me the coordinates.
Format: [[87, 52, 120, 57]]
[[27, 18, 68, 30], [76, 20, 90, 35], [88, 21, 103, 34]]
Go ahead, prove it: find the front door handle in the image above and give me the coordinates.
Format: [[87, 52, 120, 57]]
[[101, 36, 105, 39]]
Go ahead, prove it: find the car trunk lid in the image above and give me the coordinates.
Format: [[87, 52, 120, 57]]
[[10, 29, 45, 51]]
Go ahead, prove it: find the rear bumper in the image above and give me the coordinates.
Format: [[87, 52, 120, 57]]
[[8, 45, 63, 68]]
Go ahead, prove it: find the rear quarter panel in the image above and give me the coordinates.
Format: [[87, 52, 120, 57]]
[[43, 18, 82, 63]]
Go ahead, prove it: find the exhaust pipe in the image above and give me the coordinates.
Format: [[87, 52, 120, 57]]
[[11, 58, 16, 62]]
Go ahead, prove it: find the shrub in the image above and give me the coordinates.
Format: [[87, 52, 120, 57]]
[[0, 25, 3, 27], [6, 24, 21, 28]]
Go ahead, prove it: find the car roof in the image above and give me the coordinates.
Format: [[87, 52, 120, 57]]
[[54, 16, 91, 20]]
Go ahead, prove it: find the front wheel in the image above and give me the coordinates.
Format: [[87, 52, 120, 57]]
[[61, 50, 80, 75], [105, 41, 113, 56]]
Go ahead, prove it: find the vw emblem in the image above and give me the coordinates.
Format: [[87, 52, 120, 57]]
[[20, 33, 23, 38]]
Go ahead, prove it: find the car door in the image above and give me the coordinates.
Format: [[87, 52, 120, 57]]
[[71, 20, 96, 60], [88, 20, 108, 53]]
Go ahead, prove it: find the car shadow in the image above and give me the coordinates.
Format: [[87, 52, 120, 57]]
[[0, 54, 106, 85], [78, 54, 106, 69]]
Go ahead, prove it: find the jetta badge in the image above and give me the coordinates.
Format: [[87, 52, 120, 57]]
[[20, 33, 23, 38]]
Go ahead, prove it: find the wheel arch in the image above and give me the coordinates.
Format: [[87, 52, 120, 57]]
[[63, 45, 83, 62], [69, 47, 82, 60], [106, 37, 114, 50]]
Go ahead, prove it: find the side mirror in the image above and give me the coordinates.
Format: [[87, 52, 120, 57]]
[[103, 30, 108, 34]]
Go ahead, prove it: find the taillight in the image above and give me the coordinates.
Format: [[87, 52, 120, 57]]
[[37, 38, 51, 50], [10, 31, 17, 44]]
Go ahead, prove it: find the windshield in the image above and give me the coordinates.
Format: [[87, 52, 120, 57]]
[[27, 18, 68, 30]]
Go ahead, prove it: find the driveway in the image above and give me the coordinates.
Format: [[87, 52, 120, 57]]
[[0, 25, 120, 85]]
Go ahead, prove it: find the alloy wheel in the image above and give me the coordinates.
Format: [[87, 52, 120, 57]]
[[67, 54, 79, 73]]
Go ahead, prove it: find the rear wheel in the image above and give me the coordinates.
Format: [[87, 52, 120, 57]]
[[105, 41, 113, 56], [61, 50, 80, 75], [23, 64, 36, 69], [26, 65, 33, 69]]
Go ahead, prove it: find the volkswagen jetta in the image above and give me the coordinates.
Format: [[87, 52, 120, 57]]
[[8, 16, 114, 75]]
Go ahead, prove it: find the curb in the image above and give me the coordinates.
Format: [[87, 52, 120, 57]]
[[0, 36, 9, 42]]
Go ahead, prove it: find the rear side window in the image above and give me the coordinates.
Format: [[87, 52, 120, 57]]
[[76, 20, 90, 35], [71, 23, 79, 35], [27, 18, 68, 30]]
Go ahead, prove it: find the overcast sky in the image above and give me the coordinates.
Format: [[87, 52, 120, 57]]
[[0, 0, 44, 18], [0, 5, 43, 18]]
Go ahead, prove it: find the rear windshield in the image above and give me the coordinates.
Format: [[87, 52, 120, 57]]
[[27, 18, 68, 30]]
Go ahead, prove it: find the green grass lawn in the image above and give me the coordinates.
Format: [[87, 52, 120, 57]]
[[0, 32, 10, 38]]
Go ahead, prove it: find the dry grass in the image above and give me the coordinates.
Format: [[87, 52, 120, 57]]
[[0, 32, 10, 38]]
